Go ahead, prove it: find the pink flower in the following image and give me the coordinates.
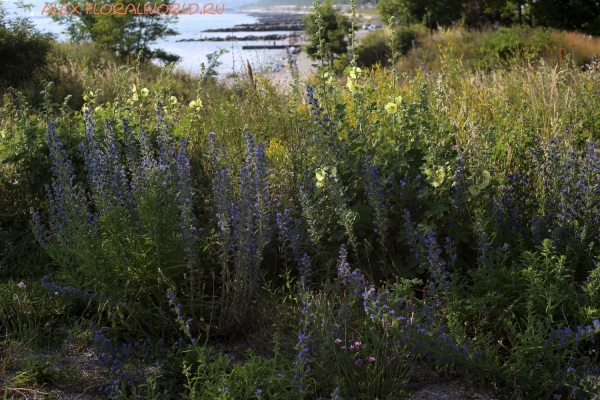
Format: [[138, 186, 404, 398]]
[[17, 282, 26, 289], [334, 338, 342, 344], [368, 357, 376, 363], [354, 341, 361, 348]]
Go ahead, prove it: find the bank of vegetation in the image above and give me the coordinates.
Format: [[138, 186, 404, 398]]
[[1, 1, 600, 399]]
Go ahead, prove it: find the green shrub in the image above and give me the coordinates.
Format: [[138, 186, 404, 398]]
[[355, 28, 417, 68]]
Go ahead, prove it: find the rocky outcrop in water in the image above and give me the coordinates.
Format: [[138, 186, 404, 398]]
[[203, 12, 304, 32], [176, 34, 298, 42]]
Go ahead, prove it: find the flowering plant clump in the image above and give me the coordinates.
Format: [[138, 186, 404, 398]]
[[31, 105, 201, 337]]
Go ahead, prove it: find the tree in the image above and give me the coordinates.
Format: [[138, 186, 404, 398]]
[[531, 0, 600, 35], [375, 0, 465, 34], [485, 0, 530, 26], [49, 0, 180, 64], [376, 0, 413, 27], [0, 3, 55, 89], [412, 0, 466, 34], [303, 1, 353, 67]]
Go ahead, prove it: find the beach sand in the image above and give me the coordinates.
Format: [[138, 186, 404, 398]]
[[225, 29, 372, 90]]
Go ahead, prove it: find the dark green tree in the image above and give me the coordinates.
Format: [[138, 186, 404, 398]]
[[485, 0, 530, 26], [0, 3, 55, 89], [531, 0, 600, 35], [376, 0, 413, 26], [414, 0, 466, 34], [303, 1, 353, 67], [50, 0, 180, 63], [375, 0, 465, 34]]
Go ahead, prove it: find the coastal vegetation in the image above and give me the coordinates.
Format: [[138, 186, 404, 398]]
[[1, 0, 600, 399]]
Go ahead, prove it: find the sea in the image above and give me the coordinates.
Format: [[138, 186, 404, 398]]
[[3, 0, 295, 76]]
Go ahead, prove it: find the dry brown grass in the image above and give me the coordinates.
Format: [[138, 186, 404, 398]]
[[555, 31, 600, 65]]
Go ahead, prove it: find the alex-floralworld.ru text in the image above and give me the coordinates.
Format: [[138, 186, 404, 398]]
[[41, 2, 225, 15]]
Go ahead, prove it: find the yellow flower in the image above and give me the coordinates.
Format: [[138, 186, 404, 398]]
[[432, 167, 445, 187], [315, 168, 326, 188], [141, 88, 149, 97], [385, 102, 398, 114], [395, 95, 402, 104], [190, 99, 203, 111], [349, 66, 362, 80], [170, 95, 178, 105], [468, 185, 481, 196], [132, 84, 137, 93], [95, 106, 102, 112], [346, 78, 361, 94], [323, 72, 335, 84], [132, 93, 139, 101]]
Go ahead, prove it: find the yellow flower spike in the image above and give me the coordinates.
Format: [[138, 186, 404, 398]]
[[385, 102, 398, 114], [170, 96, 178, 105], [141, 88, 149, 97]]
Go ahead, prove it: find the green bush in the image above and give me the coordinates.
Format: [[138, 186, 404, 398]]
[[355, 28, 417, 68]]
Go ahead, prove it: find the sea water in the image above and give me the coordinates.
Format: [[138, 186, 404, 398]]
[[5, 0, 293, 76]]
